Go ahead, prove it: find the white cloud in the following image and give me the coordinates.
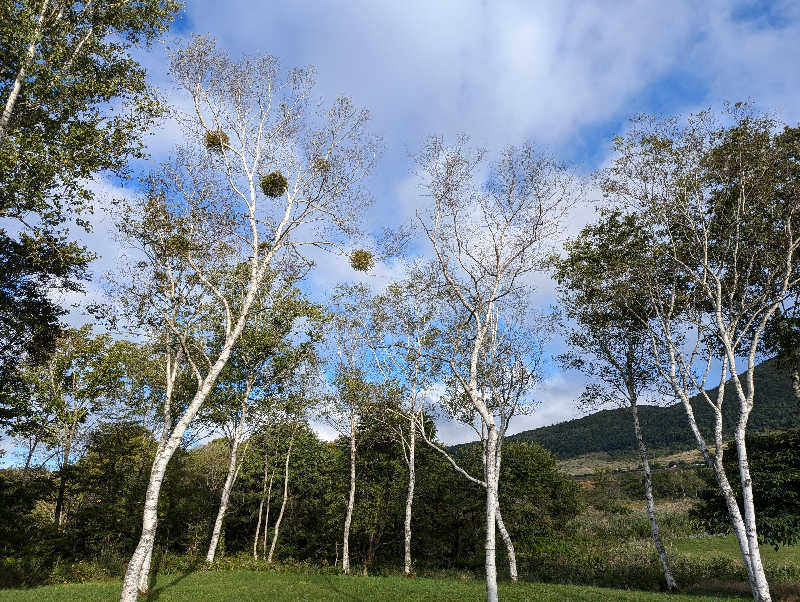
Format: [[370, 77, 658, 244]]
[[49, 0, 800, 435]]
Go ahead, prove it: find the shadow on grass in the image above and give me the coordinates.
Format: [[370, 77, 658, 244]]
[[145, 556, 205, 601]]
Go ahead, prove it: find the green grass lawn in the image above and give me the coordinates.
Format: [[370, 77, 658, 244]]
[[0, 570, 748, 601], [671, 534, 800, 564]]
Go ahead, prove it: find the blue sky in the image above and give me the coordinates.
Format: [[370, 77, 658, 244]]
[[70, 0, 800, 444]]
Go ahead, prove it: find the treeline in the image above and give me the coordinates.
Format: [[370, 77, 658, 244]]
[[510, 359, 800, 459], [0, 419, 581, 587]]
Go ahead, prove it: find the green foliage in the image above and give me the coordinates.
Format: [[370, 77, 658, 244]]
[[260, 171, 288, 197], [349, 249, 374, 272], [0, 0, 179, 397], [691, 429, 800, 549]]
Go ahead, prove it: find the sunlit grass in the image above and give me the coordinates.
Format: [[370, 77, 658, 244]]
[[0, 569, 748, 601]]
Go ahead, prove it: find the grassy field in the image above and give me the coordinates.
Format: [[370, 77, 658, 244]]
[[0, 570, 749, 601], [557, 449, 703, 476], [672, 534, 800, 564]]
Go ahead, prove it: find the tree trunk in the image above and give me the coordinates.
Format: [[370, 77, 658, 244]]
[[253, 447, 271, 559], [792, 365, 800, 404], [342, 422, 356, 575], [630, 398, 676, 591], [0, 0, 49, 144], [495, 504, 517, 582], [735, 426, 772, 601], [53, 435, 73, 529], [262, 468, 274, 555], [206, 432, 243, 563], [121, 347, 235, 602], [483, 426, 499, 602], [403, 413, 416, 577], [138, 545, 153, 593], [267, 431, 295, 564]]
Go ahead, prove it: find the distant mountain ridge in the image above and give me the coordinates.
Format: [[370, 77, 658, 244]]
[[508, 358, 800, 460]]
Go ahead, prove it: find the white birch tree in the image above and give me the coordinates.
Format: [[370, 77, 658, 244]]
[[370, 275, 442, 576], [552, 212, 677, 591], [116, 36, 376, 601], [600, 106, 800, 602], [416, 137, 579, 601]]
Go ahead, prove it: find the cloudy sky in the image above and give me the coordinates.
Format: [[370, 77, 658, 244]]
[[73, 0, 800, 444]]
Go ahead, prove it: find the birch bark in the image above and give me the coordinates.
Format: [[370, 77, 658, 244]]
[[0, 0, 50, 143], [630, 395, 676, 591], [253, 447, 272, 559], [495, 505, 517, 582], [342, 419, 357, 574], [403, 413, 416, 576], [267, 429, 295, 564], [206, 420, 245, 563], [484, 426, 499, 602]]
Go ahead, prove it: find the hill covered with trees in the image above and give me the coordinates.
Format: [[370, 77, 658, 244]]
[[509, 358, 800, 459]]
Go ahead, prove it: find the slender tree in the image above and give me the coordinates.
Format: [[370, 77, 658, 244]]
[[600, 105, 800, 601], [416, 137, 579, 601], [553, 211, 678, 591], [116, 36, 376, 601]]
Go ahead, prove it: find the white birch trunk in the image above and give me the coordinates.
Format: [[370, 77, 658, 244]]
[[137, 545, 153, 593], [120, 342, 240, 601], [205, 431, 243, 563], [495, 504, 517, 582], [342, 421, 356, 575], [262, 468, 274, 555], [484, 426, 499, 602], [735, 425, 771, 601], [403, 413, 416, 577], [267, 431, 295, 564], [792, 366, 800, 403], [253, 448, 271, 559], [0, 0, 49, 144], [630, 398, 676, 591]]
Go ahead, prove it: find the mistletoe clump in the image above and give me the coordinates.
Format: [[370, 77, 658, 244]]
[[204, 129, 229, 152], [260, 171, 288, 197], [313, 157, 331, 173], [349, 249, 374, 272]]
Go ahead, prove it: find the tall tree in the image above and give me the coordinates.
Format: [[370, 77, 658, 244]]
[[370, 273, 442, 576], [203, 282, 324, 564], [600, 105, 800, 602], [416, 137, 579, 601], [553, 211, 677, 591], [15, 325, 124, 528], [0, 0, 179, 405], [117, 36, 376, 601]]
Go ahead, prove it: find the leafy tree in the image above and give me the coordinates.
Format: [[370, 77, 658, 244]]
[[601, 104, 800, 601], [553, 211, 678, 590], [415, 136, 580, 600], [13, 325, 124, 528], [692, 429, 800, 550], [0, 0, 179, 403], [117, 35, 376, 600]]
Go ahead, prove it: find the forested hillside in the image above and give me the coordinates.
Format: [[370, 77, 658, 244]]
[[509, 358, 800, 459]]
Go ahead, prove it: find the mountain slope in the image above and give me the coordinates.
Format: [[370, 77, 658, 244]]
[[509, 358, 800, 459]]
